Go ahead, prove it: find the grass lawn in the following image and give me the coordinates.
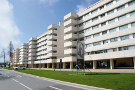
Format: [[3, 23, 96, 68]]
[[4, 68, 14, 70], [18, 69, 135, 90]]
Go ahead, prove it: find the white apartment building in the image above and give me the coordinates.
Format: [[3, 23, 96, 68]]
[[15, 0, 135, 69], [12, 48, 20, 67], [19, 43, 29, 67], [28, 22, 64, 68], [64, 0, 135, 69]]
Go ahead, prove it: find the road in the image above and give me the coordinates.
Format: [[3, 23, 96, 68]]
[[0, 69, 85, 90]]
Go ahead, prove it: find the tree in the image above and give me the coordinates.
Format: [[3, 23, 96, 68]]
[[8, 41, 14, 68], [0, 48, 6, 68]]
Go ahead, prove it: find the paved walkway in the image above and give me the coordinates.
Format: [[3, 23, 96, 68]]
[[29, 68, 135, 73]]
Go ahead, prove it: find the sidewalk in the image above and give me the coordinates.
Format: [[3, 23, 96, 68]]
[[29, 68, 135, 73]]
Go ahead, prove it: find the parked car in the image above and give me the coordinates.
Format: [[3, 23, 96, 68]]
[[14, 66, 26, 70]]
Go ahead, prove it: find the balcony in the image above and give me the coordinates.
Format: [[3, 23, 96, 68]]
[[29, 45, 36, 49], [64, 41, 77, 48], [29, 49, 36, 53], [64, 33, 78, 41], [46, 53, 57, 58], [64, 26, 78, 34], [47, 35, 57, 40], [29, 41, 36, 45], [47, 41, 57, 46], [48, 30, 57, 35], [63, 56, 76, 62], [84, 49, 135, 61], [64, 19, 78, 27], [47, 47, 57, 52], [29, 53, 36, 56], [64, 48, 76, 55], [64, 12, 78, 21], [48, 24, 59, 30], [28, 57, 36, 60]]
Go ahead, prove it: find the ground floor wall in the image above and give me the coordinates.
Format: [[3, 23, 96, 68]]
[[28, 57, 135, 69]]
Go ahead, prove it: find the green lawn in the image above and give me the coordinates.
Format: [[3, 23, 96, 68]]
[[18, 69, 135, 90], [4, 68, 14, 70]]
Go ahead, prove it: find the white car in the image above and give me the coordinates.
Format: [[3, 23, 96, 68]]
[[14, 66, 26, 70]]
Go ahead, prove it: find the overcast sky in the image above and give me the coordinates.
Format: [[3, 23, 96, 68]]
[[0, 0, 100, 62]]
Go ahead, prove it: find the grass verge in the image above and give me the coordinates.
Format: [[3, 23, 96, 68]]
[[18, 69, 135, 90], [4, 68, 14, 70]]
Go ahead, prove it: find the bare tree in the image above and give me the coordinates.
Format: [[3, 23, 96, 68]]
[[0, 48, 6, 68], [8, 41, 14, 68]]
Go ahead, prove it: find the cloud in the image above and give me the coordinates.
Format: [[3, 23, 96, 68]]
[[39, 0, 60, 5], [0, 0, 21, 49], [75, 0, 94, 13]]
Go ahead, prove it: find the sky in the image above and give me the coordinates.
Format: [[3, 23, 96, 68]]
[[0, 0, 100, 62]]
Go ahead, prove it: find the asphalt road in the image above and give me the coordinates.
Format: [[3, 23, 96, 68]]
[[0, 69, 85, 90]]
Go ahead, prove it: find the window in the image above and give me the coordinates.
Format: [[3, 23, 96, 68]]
[[116, 0, 120, 2], [93, 42, 101, 46], [119, 24, 128, 30], [101, 13, 105, 18], [119, 47, 128, 51], [86, 44, 92, 48], [113, 48, 117, 52], [93, 33, 100, 38], [121, 35, 129, 41], [85, 20, 90, 25], [86, 35, 91, 40], [128, 1, 134, 6], [131, 22, 135, 27], [118, 14, 127, 21], [85, 27, 91, 32], [117, 5, 125, 11], [78, 23, 84, 27], [103, 40, 108, 44], [92, 17, 98, 22], [91, 9, 98, 14], [79, 38, 84, 41], [102, 31, 107, 35], [101, 22, 106, 26], [108, 19, 115, 24], [133, 34, 135, 38], [106, 1, 113, 7], [92, 25, 99, 30], [107, 10, 114, 15], [79, 30, 84, 34], [100, 6, 104, 10], [130, 11, 135, 16], [95, 50, 104, 54], [110, 38, 118, 42]]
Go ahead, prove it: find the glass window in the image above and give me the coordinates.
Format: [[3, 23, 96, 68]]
[[91, 9, 98, 14], [113, 48, 117, 52], [110, 28, 117, 33], [100, 6, 104, 10], [101, 22, 106, 26], [101, 13, 105, 18], [93, 42, 101, 46], [130, 11, 135, 16], [93, 33, 100, 38], [119, 24, 128, 30], [118, 14, 127, 21], [121, 35, 129, 41], [116, 0, 120, 2], [108, 19, 115, 24], [110, 38, 118, 42], [128, 1, 134, 6], [79, 30, 84, 34], [133, 34, 135, 38], [86, 44, 92, 47], [92, 17, 98, 22], [79, 38, 84, 41], [95, 50, 104, 54], [102, 31, 107, 35], [117, 5, 125, 11], [85, 20, 90, 25], [106, 1, 113, 7], [107, 10, 114, 15], [131, 22, 135, 27], [85, 27, 91, 32], [92, 25, 99, 30], [86, 35, 91, 40], [103, 40, 108, 44]]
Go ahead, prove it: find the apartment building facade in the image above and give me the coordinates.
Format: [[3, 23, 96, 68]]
[[28, 22, 65, 68], [64, 0, 135, 69], [19, 43, 29, 67], [12, 48, 20, 67], [14, 0, 135, 69]]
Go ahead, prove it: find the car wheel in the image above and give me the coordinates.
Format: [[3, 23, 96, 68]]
[[16, 68, 18, 70], [23, 68, 25, 70]]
